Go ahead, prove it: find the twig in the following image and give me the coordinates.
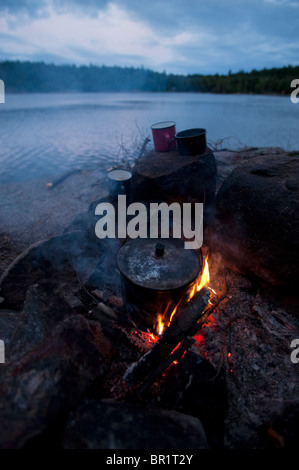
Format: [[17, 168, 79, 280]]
[[137, 136, 150, 160], [75, 271, 98, 304], [46, 168, 81, 189]]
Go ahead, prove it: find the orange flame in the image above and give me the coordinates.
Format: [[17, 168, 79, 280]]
[[157, 314, 164, 336], [154, 256, 213, 337], [169, 304, 178, 323], [187, 256, 210, 302], [196, 257, 210, 293]]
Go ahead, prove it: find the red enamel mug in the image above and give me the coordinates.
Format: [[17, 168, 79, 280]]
[[151, 121, 177, 152]]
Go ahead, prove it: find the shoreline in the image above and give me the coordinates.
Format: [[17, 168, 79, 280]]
[[4, 90, 291, 98]]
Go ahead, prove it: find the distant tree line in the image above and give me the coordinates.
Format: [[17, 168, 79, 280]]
[[0, 60, 298, 94]]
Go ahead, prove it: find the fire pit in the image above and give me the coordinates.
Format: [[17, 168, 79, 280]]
[[1, 145, 298, 450]]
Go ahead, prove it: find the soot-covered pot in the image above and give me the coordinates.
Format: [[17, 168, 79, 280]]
[[117, 238, 202, 328]]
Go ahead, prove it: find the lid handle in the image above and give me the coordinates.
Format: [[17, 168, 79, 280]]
[[155, 242, 165, 257]]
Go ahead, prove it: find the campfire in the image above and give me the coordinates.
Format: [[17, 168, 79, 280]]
[[118, 254, 222, 397]]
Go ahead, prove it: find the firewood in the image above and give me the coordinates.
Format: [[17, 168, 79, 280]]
[[123, 288, 210, 386], [91, 289, 104, 300], [97, 302, 118, 320], [108, 296, 124, 308]]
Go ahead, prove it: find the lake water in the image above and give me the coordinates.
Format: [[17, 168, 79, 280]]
[[0, 92, 298, 184]]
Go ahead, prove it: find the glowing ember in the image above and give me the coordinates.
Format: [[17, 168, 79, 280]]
[[139, 330, 158, 345]]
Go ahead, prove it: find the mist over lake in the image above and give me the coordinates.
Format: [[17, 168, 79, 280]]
[[0, 91, 298, 185]]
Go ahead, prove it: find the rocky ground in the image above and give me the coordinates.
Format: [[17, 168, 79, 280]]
[[0, 146, 298, 449]]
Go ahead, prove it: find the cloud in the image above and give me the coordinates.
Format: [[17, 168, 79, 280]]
[[264, 0, 299, 7], [0, 2, 206, 70], [0, 0, 298, 74], [0, 4, 158, 64]]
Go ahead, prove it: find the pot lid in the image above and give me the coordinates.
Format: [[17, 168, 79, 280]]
[[108, 169, 132, 181], [117, 238, 201, 291]]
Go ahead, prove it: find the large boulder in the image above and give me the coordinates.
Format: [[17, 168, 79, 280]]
[[210, 154, 299, 290]]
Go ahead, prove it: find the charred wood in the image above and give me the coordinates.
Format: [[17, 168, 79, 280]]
[[123, 288, 210, 387]]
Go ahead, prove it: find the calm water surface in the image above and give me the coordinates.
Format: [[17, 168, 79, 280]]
[[0, 92, 298, 184]]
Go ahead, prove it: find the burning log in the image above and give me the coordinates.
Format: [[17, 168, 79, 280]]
[[137, 337, 195, 394], [123, 287, 210, 388]]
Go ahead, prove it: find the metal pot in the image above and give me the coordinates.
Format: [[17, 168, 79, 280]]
[[117, 238, 202, 328], [108, 169, 132, 200], [175, 128, 207, 156]]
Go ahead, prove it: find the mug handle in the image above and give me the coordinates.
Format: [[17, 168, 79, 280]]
[[168, 136, 177, 149], [164, 133, 177, 149]]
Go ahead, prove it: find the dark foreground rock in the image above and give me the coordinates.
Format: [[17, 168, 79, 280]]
[[62, 398, 209, 449], [158, 349, 227, 449], [210, 154, 299, 291], [0, 284, 105, 449]]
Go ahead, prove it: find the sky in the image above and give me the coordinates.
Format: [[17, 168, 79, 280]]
[[0, 0, 298, 75]]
